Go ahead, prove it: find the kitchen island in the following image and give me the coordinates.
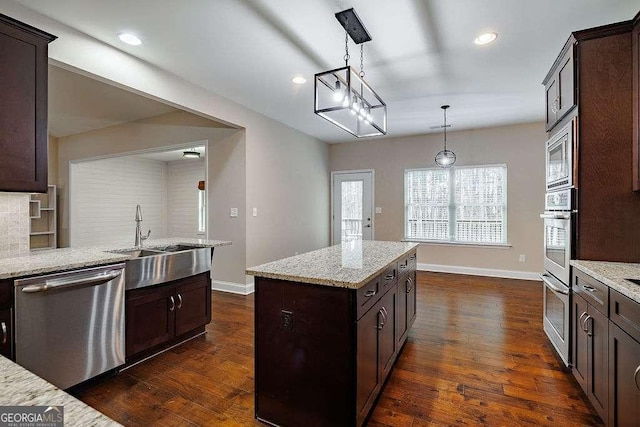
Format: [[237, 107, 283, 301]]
[[246, 240, 418, 427]]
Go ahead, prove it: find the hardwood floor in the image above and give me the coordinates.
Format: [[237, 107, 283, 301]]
[[73, 272, 602, 426]]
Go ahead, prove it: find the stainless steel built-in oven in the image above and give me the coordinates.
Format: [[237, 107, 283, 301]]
[[540, 188, 574, 366], [545, 120, 575, 192]]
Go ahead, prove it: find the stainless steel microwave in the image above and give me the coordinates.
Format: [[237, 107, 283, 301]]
[[545, 120, 575, 191]]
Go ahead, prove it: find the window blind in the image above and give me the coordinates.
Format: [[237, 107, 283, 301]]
[[405, 165, 507, 244]]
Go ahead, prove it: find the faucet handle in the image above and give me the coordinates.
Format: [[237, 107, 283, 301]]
[[142, 230, 151, 241]]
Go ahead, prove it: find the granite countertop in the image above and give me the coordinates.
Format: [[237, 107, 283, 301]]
[[246, 240, 419, 289], [0, 356, 120, 426], [570, 260, 640, 303], [0, 238, 232, 280]]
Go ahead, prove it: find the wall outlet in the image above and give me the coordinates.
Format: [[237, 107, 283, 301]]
[[230, 208, 238, 217], [375, 207, 382, 214], [519, 254, 526, 263], [252, 207, 258, 217]]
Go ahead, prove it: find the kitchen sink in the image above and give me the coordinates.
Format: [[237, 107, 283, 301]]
[[150, 244, 201, 253], [110, 249, 166, 258], [626, 278, 640, 286], [113, 246, 212, 290]]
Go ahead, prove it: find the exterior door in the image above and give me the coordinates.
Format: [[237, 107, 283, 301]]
[[332, 171, 374, 244]]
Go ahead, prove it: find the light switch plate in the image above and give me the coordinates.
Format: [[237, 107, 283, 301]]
[[375, 207, 382, 214], [252, 207, 258, 217], [230, 208, 238, 217]]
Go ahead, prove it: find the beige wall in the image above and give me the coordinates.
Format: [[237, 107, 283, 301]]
[[330, 122, 546, 274], [56, 110, 246, 284], [48, 135, 58, 185]]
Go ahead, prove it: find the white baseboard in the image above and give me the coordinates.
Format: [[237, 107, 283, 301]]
[[417, 263, 540, 281], [211, 279, 255, 295]]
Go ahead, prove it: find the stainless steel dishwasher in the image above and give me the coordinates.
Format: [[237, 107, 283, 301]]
[[14, 263, 125, 390]]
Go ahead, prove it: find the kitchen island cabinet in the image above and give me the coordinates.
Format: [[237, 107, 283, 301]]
[[247, 241, 418, 427]]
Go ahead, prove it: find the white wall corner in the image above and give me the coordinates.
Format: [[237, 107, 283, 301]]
[[211, 278, 255, 295], [417, 263, 541, 281]]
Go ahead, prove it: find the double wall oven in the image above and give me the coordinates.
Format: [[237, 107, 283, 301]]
[[541, 120, 576, 367]]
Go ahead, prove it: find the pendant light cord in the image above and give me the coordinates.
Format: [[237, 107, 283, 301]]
[[343, 30, 350, 66]]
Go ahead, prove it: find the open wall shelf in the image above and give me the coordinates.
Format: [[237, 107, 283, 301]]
[[30, 185, 56, 250]]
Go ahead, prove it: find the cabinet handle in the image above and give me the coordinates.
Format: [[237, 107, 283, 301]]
[[177, 293, 183, 309], [406, 277, 413, 293], [578, 312, 588, 331], [551, 96, 560, 114], [169, 296, 175, 312], [634, 365, 640, 392], [399, 264, 407, 270], [410, 255, 416, 261], [1, 321, 6, 345], [364, 289, 377, 298], [376, 308, 386, 330], [584, 315, 593, 337], [582, 284, 596, 293], [385, 274, 394, 281]]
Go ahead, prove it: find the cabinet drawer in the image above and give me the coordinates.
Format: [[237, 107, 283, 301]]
[[397, 251, 417, 275], [610, 289, 640, 342], [573, 270, 608, 315], [356, 277, 381, 319], [0, 280, 11, 309]]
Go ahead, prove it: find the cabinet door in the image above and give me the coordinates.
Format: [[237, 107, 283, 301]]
[[557, 48, 575, 119], [608, 322, 640, 427], [379, 287, 397, 380], [633, 20, 640, 191], [0, 308, 12, 359], [396, 275, 409, 346], [174, 274, 211, 337], [545, 78, 558, 131], [573, 293, 589, 390], [0, 17, 53, 193], [356, 302, 380, 417], [587, 305, 609, 421], [126, 285, 176, 357], [407, 271, 417, 330]]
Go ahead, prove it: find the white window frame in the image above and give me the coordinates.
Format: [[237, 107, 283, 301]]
[[404, 164, 508, 246]]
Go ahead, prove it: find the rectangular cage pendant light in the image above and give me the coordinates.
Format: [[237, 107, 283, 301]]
[[314, 9, 387, 138]]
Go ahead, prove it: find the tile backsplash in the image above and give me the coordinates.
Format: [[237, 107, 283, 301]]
[[0, 193, 30, 259]]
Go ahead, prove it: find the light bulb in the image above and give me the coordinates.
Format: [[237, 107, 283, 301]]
[[333, 91, 344, 102], [342, 97, 349, 107], [352, 101, 360, 113]]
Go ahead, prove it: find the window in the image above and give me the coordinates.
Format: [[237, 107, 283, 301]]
[[198, 190, 206, 233], [404, 165, 507, 244]]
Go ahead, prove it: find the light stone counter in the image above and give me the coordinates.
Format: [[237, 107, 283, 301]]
[[246, 240, 419, 289], [0, 238, 231, 280], [0, 356, 120, 426], [570, 260, 640, 303]]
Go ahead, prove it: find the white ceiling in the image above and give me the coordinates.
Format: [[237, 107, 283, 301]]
[[48, 65, 176, 137], [20, 0, 640, 142], [134, 146, 206, 162]]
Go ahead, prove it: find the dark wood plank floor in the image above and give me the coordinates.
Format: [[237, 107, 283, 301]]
[[73, 272, 602, 426]]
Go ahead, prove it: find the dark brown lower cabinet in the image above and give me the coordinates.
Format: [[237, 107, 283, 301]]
[[608, 322, 640, 427], [126, 273, 211, 359], [572, 292, 609, 421], [0, 308, 12, 359]]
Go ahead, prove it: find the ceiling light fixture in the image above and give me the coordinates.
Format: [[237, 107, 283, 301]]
[[118, 32, 142, 46], [474, 32, 498, 45], [291, 76, 307, 84], [314, 8, 387, 138], [434, 105, 456, 168], [183, 149, 201, 159]]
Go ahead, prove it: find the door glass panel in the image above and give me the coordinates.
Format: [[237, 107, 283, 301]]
[[545, 287, 565, 339], [341, 181, 363, 242], [545, 223, 566, 267], [548, 136, 568, 182]]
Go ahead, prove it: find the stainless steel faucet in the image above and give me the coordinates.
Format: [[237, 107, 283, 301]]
[[134, 204, 151, 248]]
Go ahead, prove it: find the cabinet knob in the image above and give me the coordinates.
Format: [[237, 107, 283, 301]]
[[1, 321, 6, 345], [169, 296, 176, 312]]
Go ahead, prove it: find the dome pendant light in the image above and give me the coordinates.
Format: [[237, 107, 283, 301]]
[[435, 105, 456, 168]]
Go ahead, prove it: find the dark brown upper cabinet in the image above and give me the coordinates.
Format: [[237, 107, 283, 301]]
[[633, 12, 640, 191], [0, 14, 56, 193], [543, 44, 576, 132]]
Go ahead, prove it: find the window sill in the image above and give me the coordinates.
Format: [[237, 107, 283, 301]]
[[402, 239, 512, 249]]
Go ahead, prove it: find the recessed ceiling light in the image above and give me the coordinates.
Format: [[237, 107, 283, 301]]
[[474, 32, 498, 45], [291, 76, 307, 84], [118, 32, 142, 46]]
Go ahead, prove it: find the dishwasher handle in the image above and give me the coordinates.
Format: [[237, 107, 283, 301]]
[[21, 270, 123, 293]]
